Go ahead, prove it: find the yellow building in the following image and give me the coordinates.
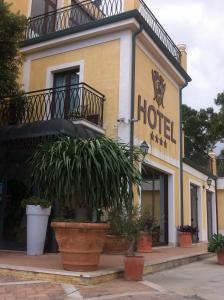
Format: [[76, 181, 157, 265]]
[[0, 0, 223, 250]]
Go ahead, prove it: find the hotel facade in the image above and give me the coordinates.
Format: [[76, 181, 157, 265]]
[[0, 0, 224, 250]]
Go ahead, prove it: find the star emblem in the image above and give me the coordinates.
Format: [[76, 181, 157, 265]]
[[160, 137, 163, 146], [150, 131, 154, 141], [155, 135, 159, 144], [164, 140, 167, 148]]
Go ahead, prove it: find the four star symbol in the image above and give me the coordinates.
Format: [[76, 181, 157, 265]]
[[150, 131, 168, 149]]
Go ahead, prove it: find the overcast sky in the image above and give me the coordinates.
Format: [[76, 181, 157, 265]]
[[145, 0, 224, 111]]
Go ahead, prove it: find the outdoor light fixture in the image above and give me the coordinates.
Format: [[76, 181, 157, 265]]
[[207, 177, 212, 189], [140, 141, 149, 155]]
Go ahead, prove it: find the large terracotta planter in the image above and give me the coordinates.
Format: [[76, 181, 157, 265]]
[[51, 222, 109, 271], [124, 256, 144, 281], [217, 251, 224, 265], [104, 235, 130, 255], [179, 232, 192, 248], [137, 232, 152, 253]]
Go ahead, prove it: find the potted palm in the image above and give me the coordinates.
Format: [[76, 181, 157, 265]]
[[177, 225, 198, 248], [30, 137, 141, 271], [124, 207, 144, 281], [22, 196, 51, 256], [137, 210, 157, 253], [104, 207, 130, 255], [208, 234, 224, 265]]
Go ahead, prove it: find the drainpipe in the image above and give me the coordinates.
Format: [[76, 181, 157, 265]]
[[130, 25, 143, 165], [179, 82, 188, 226]]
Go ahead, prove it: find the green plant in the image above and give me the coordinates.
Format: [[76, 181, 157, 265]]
[[208, 234, 224, 253], [138, 209, 158, 235], [21, 196, 51, 209], [107, 207, 129, 236], [125, 207, 141, 256], [9, 92, 27, 124], [177, 225, 198, 234], [30, 137, 141, 219]]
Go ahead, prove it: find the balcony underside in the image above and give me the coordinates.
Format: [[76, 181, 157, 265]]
[[0, 118, 103, 144]]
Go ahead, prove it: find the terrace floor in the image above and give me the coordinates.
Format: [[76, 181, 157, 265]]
[[0, 243, 213, 286]]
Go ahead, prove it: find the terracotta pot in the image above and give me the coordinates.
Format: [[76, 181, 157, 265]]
[[137, 232, 152, 253], [217, 251, 224, 265], [51, 222, 109, 271], [104, 235, 130, 255], [124, 256, 144, 281], [179, 232, 192, 248]]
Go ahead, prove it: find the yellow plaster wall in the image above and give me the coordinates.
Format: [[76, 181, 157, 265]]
[[217, 190, 224, 231], [28, 40, 120, 138], [6, 0, 29, 16]]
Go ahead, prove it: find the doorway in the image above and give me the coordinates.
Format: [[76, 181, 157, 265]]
[[141, 165, 168, 246], [190, 184, 199, 243], [207, 191, 213, 240]]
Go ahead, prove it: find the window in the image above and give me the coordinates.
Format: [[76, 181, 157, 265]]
[[31, 0, 57, 17]]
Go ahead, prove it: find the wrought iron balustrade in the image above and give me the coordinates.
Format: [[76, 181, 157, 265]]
[[25, 0, 122, 40], [217, 158, 224, 177], [184, 137, 213, 174], [138, 0, 181, 62], [0, 83, 105, 128]]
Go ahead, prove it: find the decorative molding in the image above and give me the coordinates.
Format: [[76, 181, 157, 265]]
[[217, 178, 224, 190], [72, 119, 105, 135]]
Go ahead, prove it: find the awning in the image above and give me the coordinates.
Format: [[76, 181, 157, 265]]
[[0, 119, 102, 142]]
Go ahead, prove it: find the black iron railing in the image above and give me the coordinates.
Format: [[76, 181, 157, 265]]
[[0, 83, 105, 128], [25, 0, 122, 40], [138, 0, 181, 62], [184, 137, 213, 174], [217, 158, 224, 177]]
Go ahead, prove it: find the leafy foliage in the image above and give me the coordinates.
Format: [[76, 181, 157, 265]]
[[21, 196, 51, 209], [177, 225, 198, 234], [0, 1, 27, 99], [138, 209, 158, 234], [107, 207, 129, 236], [208, 234, 224, 253], [30, 137, 141, 215]]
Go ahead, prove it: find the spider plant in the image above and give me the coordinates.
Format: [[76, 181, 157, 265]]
[[30, 137, 142, 220]]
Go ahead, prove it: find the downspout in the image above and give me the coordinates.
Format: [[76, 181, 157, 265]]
[[180, 82, 188, 226], [130, 25, 143, 165]]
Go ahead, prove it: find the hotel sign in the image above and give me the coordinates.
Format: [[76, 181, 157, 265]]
[[137, 70, 176, 147]]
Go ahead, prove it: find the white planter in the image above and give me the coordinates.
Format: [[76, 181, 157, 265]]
[[26, 205, 51, 256]]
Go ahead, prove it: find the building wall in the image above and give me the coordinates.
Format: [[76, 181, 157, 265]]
[[6, 0, 30, 15]]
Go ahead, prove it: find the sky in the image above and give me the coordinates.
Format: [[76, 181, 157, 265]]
[[145, 0, 224, 111]]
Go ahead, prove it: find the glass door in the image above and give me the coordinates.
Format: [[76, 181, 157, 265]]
[[52, 69, 80, 119], [191, 184, 199, 243], [207, 191, 213, 240], [141, 166, 168, 246]]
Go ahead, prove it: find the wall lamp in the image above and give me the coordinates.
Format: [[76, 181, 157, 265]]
[[140, 141, 149, 156], [203, 177, 212, 190]]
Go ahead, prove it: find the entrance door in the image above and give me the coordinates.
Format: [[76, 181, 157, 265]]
[[207, 191, 213, 240], [141, 166, 168, 246], [52, 69, 80, 119], [191, 184, 199, 243]]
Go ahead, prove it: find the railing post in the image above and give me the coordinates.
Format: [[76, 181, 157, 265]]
[[123, 0, 140, 11], [209, 152, 217, 176], [178, 44, 188, 71]]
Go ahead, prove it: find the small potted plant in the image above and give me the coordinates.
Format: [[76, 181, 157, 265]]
[[124, 207, 144, 281], [104, 207, 130, 255], [22, 196, 51, 256], [177, 225, 198, 248], [137, 210, 157, 253], [208, 233, 224, 265], [30, 137, 141, 271]]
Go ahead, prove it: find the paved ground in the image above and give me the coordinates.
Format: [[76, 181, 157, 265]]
[[0, 257, 222, 299], [145, 257, 224, 300]]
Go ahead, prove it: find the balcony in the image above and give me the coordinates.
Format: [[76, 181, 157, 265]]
[[184, 137, 213, 175], [24, 0, 181, 63], [0, 83, 105, 130]]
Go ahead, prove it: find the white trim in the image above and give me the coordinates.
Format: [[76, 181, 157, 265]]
[[212, 192, 218, 234], [137, 41, 179, 89], [217, 178, 224, 189], [21, 19, 139, 54], [27, 0, 32, 17], [183, 163, 215, 186], [57, 0, 64, 9], [72, 119, 105, 135], [23, 59, 31, 92], [150, 146, 180, 169], [45, 60, 84, 89], [143, 157, 176, 245], [117, 30, 132, 143]]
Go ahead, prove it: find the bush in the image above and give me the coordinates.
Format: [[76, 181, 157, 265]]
[[208, 234, 224, 253], [177, 225, 198, 234], [22, 196, 51, 209]]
